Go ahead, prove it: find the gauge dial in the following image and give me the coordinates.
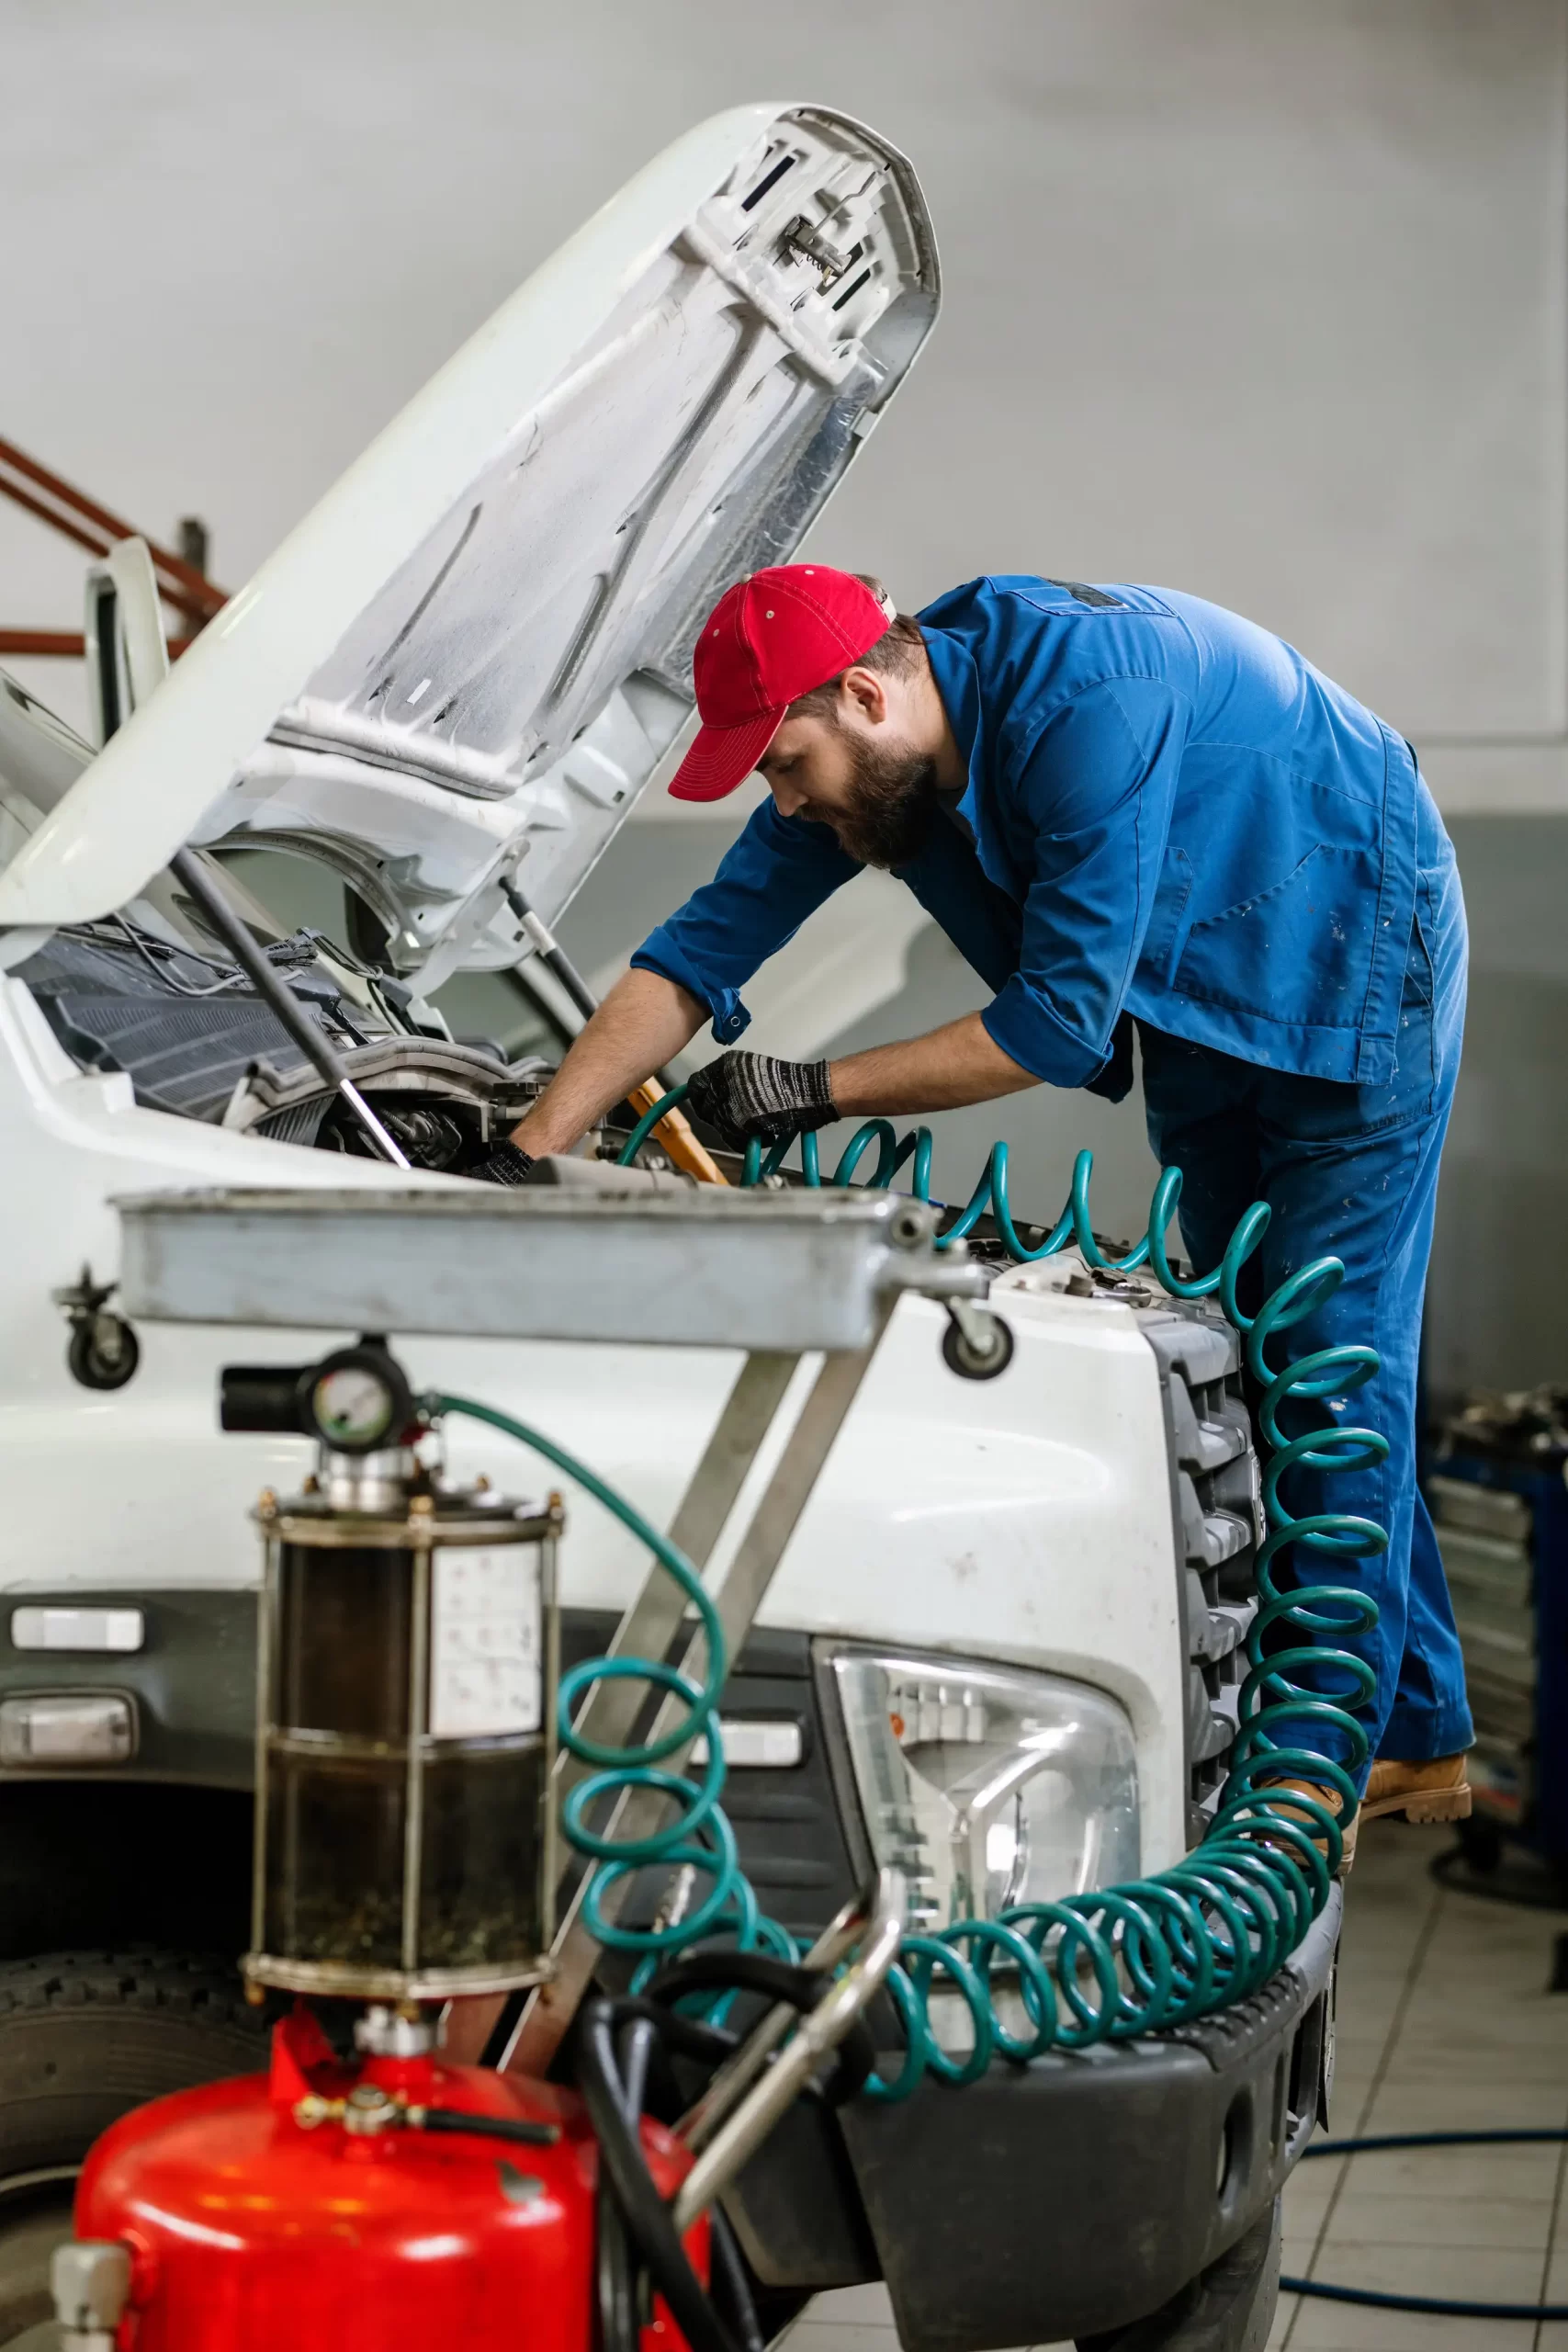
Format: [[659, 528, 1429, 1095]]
[[311, 1364, 397, 1448]]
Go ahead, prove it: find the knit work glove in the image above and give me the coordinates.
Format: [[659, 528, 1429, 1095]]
[[472, 1141, 537, 1186], [683, 1052, 837, 1149]]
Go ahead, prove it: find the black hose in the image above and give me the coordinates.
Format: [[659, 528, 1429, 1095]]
[[1280, 2129, 1568, 2319], [595, 2017, 653, 2352], [643, 1951, 876, 2107], [608, 1997, 738, 2074], [476, 1983, 736, 2086], [502, 881, 600, 1025], [500, 878, 681, 1095], [577, 1997, 740, 2352], [616, 2016, 657, 2123], [1303, 2128, 1568, 2155], [599, 2002, 727, 2135], [708, 2208, 767, 2352], [417, 2109, 560, 2146], [571, 1961, 861, 2352], [643, 1954, 829, 2010], [1280, 2278, 1568, 2323], [595, 2177, 638, 2352]]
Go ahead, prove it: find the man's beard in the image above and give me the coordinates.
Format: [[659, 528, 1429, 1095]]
[[813, 736, 940, 869]]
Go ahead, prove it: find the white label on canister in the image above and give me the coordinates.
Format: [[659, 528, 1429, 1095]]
[[430, 1548, 542, 1738]]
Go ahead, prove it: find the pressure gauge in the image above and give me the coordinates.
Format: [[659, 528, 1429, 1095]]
[[312, 1364, 397, 1448], [220, 1341, 416, 1454], [302, 1346, 414, 1454]]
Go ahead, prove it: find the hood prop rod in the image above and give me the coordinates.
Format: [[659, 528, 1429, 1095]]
[[170, 849, 412, 1169], [502, 879, 601, 1026], [502, 877, 683, 1103]]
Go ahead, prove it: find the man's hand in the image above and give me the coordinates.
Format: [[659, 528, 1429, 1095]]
[[684, 1051, 837, 1148], [506, 968, 707, 1160]]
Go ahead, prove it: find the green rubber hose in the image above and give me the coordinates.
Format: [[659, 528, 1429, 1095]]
[[444, 1100, 1385, 2086]]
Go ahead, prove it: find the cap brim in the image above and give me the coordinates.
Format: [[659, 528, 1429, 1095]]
[[666, 709, 784, 802]]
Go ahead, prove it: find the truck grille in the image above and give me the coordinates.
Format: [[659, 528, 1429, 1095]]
[[560, 1610, 860, 1940], [1141, 1313, 1263, 1830]]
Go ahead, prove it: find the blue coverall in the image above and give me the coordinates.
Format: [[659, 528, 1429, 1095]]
[[634, 577, 1472, 1773]]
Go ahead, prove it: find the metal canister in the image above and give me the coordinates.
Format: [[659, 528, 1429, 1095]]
[[248, 1461, 560, 2002]]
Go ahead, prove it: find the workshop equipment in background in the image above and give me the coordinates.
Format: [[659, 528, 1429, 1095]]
[[0, 432, 225, 660], [1426, 1385, 1568, 1903]]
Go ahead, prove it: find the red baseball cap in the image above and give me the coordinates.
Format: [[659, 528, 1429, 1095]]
[[667, 565, 895, 802]]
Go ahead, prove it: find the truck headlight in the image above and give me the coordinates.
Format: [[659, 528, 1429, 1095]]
[[827, 1647, 1139, 1927]]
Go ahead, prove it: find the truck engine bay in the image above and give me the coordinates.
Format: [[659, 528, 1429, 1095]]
[[18, 908, 558, 1168]]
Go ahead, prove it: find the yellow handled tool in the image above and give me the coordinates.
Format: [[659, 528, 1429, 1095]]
[[626, 1080, 727, 1185]]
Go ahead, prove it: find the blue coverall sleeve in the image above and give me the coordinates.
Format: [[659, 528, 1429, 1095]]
[[981, 677, 1189, 1087], [630, 796, 861, 1045]]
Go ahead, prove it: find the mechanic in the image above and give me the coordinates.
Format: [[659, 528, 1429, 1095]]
[[481, 563, 1472, 1841]]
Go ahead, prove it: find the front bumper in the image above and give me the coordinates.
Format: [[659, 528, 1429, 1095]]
[[0, 1590, 1337, 2346], [725, 1886, 1340, 2352]]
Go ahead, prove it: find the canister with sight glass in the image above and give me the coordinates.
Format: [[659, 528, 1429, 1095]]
[[228, 1342, 561, 2002]]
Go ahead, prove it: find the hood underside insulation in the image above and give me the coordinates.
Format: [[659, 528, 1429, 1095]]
[[20, 925, 369, 1125]]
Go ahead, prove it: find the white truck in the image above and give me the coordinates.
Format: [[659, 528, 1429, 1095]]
[[0, 105, 1334, 2351]]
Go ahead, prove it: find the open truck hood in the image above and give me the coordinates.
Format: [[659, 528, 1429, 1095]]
[[0, 105, 938, 985]]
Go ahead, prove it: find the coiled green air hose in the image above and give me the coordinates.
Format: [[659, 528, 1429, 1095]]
[[422, 1388, 791, 1971], [429, 1091, 1382, 2092], [429, 1375, 1558, 2317]]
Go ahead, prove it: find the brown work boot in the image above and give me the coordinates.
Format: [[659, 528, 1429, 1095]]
[[1255, 1774, 1358, 1877], [1359, 1751, 1472, 1825]]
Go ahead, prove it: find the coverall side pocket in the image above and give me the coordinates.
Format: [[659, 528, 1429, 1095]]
[[1403, 885, 1435, 1012], [1173, 844, 1379, 1032]]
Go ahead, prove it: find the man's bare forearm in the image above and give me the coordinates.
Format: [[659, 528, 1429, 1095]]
[[829, 1012, 1037, 1118], [508, 968, 706, 1157]]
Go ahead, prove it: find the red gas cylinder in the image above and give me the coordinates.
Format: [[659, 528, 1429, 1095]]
[[73, 2008, 705, 2351]]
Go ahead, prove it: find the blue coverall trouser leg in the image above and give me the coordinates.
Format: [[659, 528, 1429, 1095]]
[[1138, 837, 1473, 1782]]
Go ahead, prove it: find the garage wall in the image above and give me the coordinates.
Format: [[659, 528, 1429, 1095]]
[[5, 0, 1566, 792], [5, 0, 1566, 1393], [1425, 821, 1568, 1403]]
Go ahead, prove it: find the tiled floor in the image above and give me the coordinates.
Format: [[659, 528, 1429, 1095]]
[[786, 1821, 1568, 2352]]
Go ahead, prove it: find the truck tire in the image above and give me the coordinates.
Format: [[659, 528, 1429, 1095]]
[[1076, 2198, 1281, 2352], [0, 1950, 267, 2344]]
